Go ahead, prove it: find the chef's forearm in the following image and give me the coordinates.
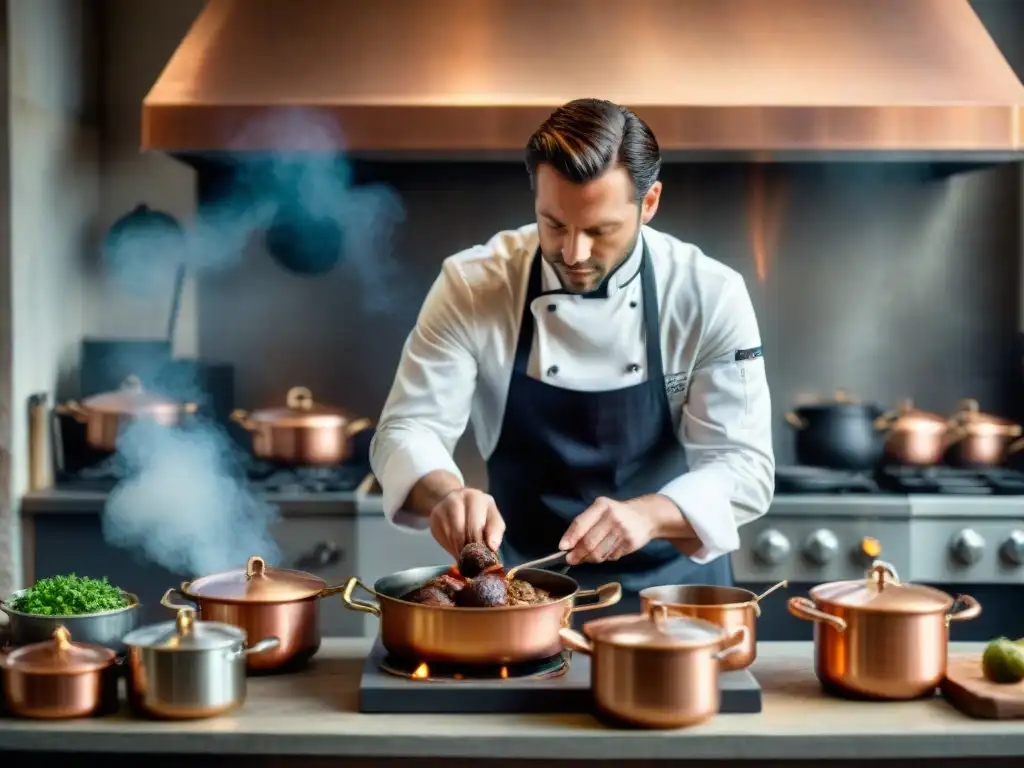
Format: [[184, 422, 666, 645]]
[[631, 493, 698, 540], [402, 470, 465, 518]]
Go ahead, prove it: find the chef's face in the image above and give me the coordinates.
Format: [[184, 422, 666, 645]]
[[535, 164, 662, 294]]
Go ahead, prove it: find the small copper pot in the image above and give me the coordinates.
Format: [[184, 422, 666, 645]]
[[231, 386, 372, 466], [342, 565, 622, 665], [874, 399, 953, 466], [945, 398, 1024, 467], [0, 626, 117, 719], [56, 375, 197, 453], [638, 580, 787, 671], [559, 610, 747, 729], [788, 561, 981, 700], [164, 555, 347, 671]]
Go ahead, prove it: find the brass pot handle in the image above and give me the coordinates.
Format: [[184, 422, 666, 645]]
[[345, 417, 373, 437], [784, 412, 806, 430], [569, 582, 622, 614], [787, 596, 847, 632], [160, 587, 196, 612], [558, 627, 593, 655], [945, 594, 982, 627], [229, 409, 255, 430], [954, 398, 980, 417], [341, 576, 381, 617], [1007, 436, 1024, 455], [287, 386, 315, 411], [55, 401, 89, 423], [715, 626, 748, 662]]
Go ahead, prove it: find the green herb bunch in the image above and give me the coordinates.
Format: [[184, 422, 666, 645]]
[[10, 574, 127, 616]]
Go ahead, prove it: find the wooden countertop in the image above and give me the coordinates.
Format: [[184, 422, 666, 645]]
[[0, 639, 1019, 761]]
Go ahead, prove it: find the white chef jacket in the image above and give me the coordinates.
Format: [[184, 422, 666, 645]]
[[370, 223, 775, 563]]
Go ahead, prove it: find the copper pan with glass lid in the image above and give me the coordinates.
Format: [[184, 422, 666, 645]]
[[787, 561, 981, 699], [162, 555, 347, 671]]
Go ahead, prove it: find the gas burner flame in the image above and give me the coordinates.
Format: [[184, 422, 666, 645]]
[[408, 661, 510, 680]]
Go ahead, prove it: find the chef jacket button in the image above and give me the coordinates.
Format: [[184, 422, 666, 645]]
[[547, 303, 556, 312], [547, 365, 559, 377], [627, 363, 641, 373], [629, 301, 638, 308]]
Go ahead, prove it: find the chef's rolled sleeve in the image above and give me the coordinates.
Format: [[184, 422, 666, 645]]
[[658, 274, 775, 563], [370, 260, 478, 530]]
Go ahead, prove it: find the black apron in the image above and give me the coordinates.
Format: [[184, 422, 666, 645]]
[[487, 244, 733, 621]]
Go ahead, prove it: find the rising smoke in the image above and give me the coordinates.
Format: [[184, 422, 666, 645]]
[[101, 109, 405, 577]]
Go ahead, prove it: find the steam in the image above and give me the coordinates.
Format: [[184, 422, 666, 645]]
[[100, 109, 403, 577]]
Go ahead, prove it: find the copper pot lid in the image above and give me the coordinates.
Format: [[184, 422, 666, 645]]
[[1, 626, 115, 673], [584, 609, 728, 650], [123, 608, 245, 651], [810, 562, 954, 614], [245, 386, 353, 427], [81, 375, 186, 415], [182, 555, 327, 603], [952, 398, 1022, 437], [884, 399, 949, 433]]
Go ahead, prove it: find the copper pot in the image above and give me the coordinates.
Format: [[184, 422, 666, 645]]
[[787, 561, 981, 700], [342, 565, 622, 665], [55, 375, 197, 452], [559, 609, 747, 729], [0, 626, 117, 719], [945, 398, 1024, 467], [230, 386, 372, 466], [874, 399, 953, 466], [164, 555, 347, 671], [638, 580, 787, 671]]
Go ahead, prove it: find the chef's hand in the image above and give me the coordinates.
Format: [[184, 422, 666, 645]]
[[558, 496, 658, 565], [428, 488, 505, 559]]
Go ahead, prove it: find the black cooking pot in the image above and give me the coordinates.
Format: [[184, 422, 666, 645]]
[[265, 204, 345, 276], [784, 391, 887, 471]]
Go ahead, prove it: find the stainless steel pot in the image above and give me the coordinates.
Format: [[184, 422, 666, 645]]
[[0, 590, 140, 652], [122, 606, 280, 720]]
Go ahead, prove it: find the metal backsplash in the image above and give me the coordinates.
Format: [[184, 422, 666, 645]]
[[196, 162, 1021, 484]]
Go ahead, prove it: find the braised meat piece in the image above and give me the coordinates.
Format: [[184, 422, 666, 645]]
[[507, 579, 551, 606], [458, 543, 500, 578], [454, 573, 508, 607], [401, 585, 455, 607], [428, 573, 466, 598]]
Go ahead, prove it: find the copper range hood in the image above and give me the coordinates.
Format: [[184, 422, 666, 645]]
[[143, 0, 1024, 161]]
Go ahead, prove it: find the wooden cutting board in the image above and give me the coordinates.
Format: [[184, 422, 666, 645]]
[[941, 654, 1024, 719]]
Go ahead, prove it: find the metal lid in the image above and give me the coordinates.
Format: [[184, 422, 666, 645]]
[[82, 375, 184, 415], [182, 555, 327, 602], [810, 562, 954, 614], [953, 398, 1022, 437], [2, 626, 115, 673], [888, 399, 949, 433], [122, 608, 245, 651], [244, 386, 352, 427], [583, 609, 727, 650]]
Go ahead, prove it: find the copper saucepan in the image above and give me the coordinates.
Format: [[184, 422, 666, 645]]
[[230, 386, 372, 466], [55, 375, 197, 453], [342, 565, 622, 665], [163, 555, 347, 671], [788, 561, 981, 700], [945, 398, 1024, 468], [874, 399, 955, 466], [638, 580, 787, 670], [560, 608, 747, 729], [0, 626, 118, 719]]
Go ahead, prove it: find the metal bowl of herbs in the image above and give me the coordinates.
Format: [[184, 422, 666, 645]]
[[1, 574, 140, 651]]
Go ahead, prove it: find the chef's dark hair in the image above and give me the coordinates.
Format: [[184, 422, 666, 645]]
[[525, 99, 661, 203]]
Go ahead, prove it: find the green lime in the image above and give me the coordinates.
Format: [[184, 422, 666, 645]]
[[982, 638, 1024, 684]]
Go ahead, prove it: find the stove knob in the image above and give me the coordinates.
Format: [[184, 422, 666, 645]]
[[803, 529, 839, 566], [753, 529, 791, 566], [1000, 530, 1024, 566], [950, 528, 986, 566]]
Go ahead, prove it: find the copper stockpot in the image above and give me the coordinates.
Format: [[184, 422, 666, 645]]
[[56, 375, 198, 452], [945, 398, 1024, 467], [165, 555, 347, 671], [342, 565, 622, 664], [874, 399, 953, 466], [638, 580, 787, 671], [559, 609, 747, 729], [230, 386, 372, 466], [787, 561, 981, 700], [0, 626, 117, 719]]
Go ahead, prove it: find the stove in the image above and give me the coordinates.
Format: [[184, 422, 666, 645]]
[[359, 639, 763, 714], [54, 454, 370, 494]]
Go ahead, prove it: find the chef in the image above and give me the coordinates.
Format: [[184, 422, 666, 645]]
[[370, 98, 775, 613]]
